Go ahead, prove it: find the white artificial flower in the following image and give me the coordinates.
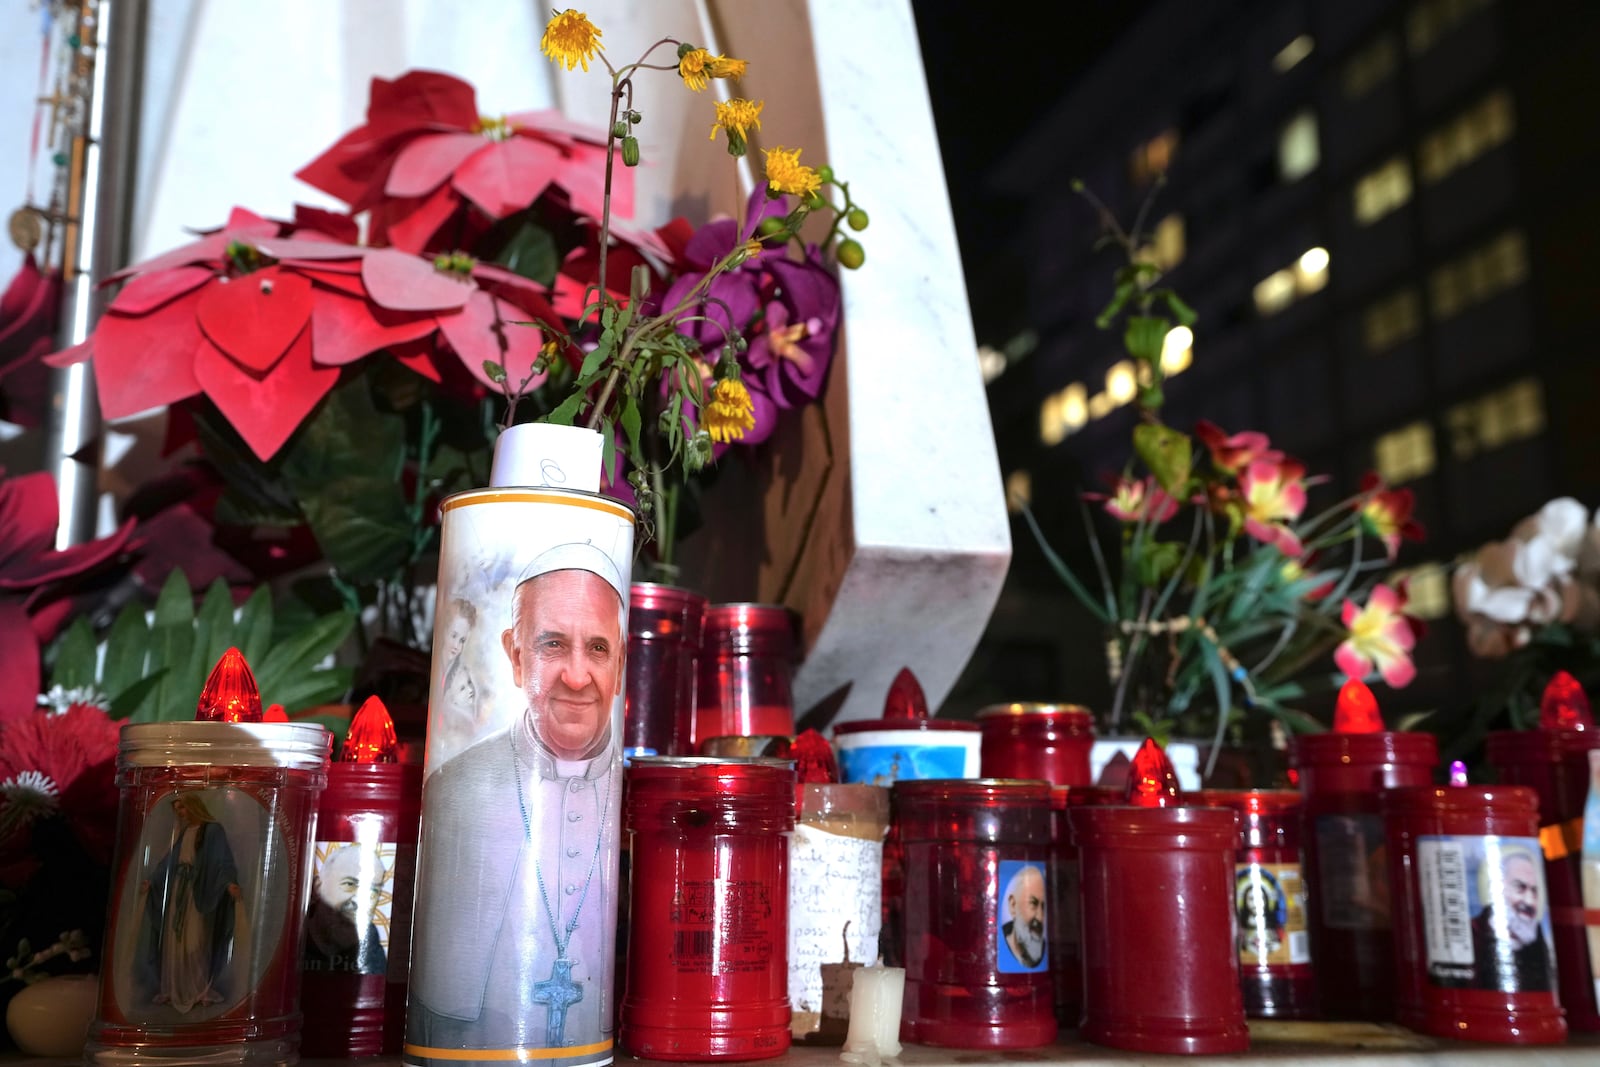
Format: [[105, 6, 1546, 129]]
[[0, 771, 61, 837], [36, 684, 110, 715]]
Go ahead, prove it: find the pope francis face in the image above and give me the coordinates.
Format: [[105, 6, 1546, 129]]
[[503, 569, 625, 760]]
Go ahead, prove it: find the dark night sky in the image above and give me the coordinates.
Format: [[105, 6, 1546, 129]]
[[913, 2, 1150, 330]]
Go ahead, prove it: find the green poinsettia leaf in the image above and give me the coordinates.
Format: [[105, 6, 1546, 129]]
[[491, 218, 560, 287], [101, 600, 152, 711], [141, 570, 197, 722], [49, 616, 98, 693]]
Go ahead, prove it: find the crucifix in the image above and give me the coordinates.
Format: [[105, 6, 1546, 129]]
[[532, 957, 584, 1047]]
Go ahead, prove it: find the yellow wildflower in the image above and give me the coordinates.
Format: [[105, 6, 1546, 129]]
[[710, 98, 764, 156], [703, 378, 756, 444], [763, 145, 821, 197], [706, 55, 748, 80], [541, 9, 604, 72], [679, 48, 712, 91]]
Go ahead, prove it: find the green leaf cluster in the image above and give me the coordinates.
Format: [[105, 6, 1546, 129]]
[[48, 571, 355, 725]]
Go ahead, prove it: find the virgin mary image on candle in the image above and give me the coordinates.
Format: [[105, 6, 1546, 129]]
[[408, 541, 626, 1063], [131, 792, 249, 1013]]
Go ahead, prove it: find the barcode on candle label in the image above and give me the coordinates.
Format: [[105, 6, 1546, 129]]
[[1418, 838, 1474, 982]]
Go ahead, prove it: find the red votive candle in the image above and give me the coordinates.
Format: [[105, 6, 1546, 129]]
[[1072, 740, 1247, 1054], [1384, 783, 1566, 1043], [621, 756, 795, 1060], [978, 703, 1095, 785], [897, 779, 1056, 1049], [1050, 786, 1122, 1027], [1484, 671, 1600, 1031], [692, 604, 798, 749], [1199, 790, 1315, 1020], [300, 699, 425, 1058], [1292, 682, 1438, 1020], [625, 583, 707, 759]]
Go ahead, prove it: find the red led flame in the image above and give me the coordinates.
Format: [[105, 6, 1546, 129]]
[[1125, 737, 1182, 808], [792, 729, 839, 785], [263, 704, 288, 723], [1333, 679, 1384, 734], [195, 647, 263, 723], [1540, 670, 1594, 732], [340, 695, 400, 764], [883, 667, 928, 721]]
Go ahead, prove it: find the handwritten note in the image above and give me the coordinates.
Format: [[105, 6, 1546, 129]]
[[788, 824, 883, 1014]]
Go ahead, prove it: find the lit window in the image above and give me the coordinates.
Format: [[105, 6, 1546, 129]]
[[1130, 129, 1178, 186], [1254, 269, 1296, 316], [978, 345, 1007, 383], [1039, 382, 1089, 446], [1352, 157, 1413, 225], [1005, 470, 1032, 514], [1396, 562, 1451, 620], [1374, 421, 1436, 484], [1161, 326, 1193, 376], [1408, 0, 1494, 57], [1362, 289, 1422, 353], [1445, 377, 1545, 459], [1278, 111, 1320, 182], [1343, 34, 1398, 99], [1106, 361, 1137, 406], [1428, 229, 1527, 320], [1418, 89, 1516, 184], [1138, 214, 1186, 272], [1296, 247, 1330, 294], [1273, 34, 1315, 74], [1088, 391, 1115, 420]]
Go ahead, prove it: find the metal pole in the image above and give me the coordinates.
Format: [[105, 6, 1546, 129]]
[[45, 0, 147, 548]]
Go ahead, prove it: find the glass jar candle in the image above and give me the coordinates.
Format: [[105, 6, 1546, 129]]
[[1291, 727, 1437, 1020], [896, 779, 1056, 1049], [625, 583, 707, 759], [692, 604, 798, 749], [1071, 799, 1247, 1054], [621, 756, 796, 1060], [978, 703, 1094, 786], [299, 759, 424, 1057], [85, 722, 331, 1067], [1200, 790, 1315, 1019], [788, 783, 891, 1044], [1384, 784, 1566, 1044], [1487, 723, 1600, 1030], [1050, 785, 1121, 1028]]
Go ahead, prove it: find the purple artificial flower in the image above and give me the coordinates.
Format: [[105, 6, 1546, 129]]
[[745, 253, 840, 409], [660, 188, 786, 351]]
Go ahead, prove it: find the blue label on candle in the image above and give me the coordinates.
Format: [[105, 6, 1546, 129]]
[[996, 859, 1049, 973], [837, 743, 969, 785]]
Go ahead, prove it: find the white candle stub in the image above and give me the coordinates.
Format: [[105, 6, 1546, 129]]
[[489, 423, 604, 492], [840, 965, 905, 1065]]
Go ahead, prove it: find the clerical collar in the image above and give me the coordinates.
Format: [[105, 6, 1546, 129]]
[[512, 710, 613, 783]]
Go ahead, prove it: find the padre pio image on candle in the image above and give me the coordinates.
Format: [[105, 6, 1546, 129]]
[[108, 787, 288, 1024], [303, 841, 396, 975], [997, 860, 1049, 973], [406, 489, 634, 1067], [1417, 834, 1555, 994]]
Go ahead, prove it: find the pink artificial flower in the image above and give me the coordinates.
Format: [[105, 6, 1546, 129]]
[[1358, 472, 1426, 561], [1196, 419, 1283, 475], [1335, 583, 1421, 688], [1089, 476, 1179, 523], [1239, 458, 1308, 557]]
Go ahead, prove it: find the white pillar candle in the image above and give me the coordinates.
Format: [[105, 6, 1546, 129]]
[[840, 965, 905, 1064]]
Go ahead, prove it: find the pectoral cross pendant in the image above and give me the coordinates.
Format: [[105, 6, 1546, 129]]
[[533, 957, 584, 1046]]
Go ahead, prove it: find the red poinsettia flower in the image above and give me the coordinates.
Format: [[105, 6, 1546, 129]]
[[0, 469, 137, 722], [45, 207, 572, 461], [295, 70, 629, 254], [1357, 472, 1426, 560]]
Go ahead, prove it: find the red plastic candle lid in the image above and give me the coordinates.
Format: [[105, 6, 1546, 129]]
[[1540, 670, 1594, 732], [1381, 783, 1539, 822], [195, 647, 263, 723], [1333, 679, 1384, 733], [1290, 729, 1439, 770], [833, 667, 980, 735], [976, 702, 1095, 734], [1126, 737, 1181, 808], [1198, 789, 1302, 816], [341, 695, 400, 763]]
